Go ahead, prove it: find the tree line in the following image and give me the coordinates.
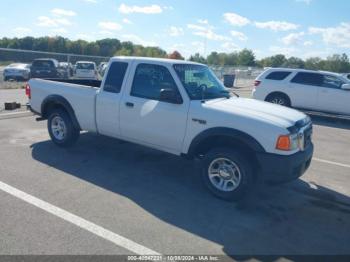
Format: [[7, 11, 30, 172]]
[[0, 36, 168, 57], [190, 51, 350, 73], [0, 36, 349, 73]]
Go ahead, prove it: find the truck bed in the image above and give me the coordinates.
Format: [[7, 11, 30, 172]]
[[29, 78, 99, 133]]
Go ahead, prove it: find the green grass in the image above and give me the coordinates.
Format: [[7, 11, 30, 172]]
[[0, 82, 26, 89]]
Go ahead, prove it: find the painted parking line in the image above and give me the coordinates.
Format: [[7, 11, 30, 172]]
[[314, 158, 350, 169], [0, 180, 160, 255]]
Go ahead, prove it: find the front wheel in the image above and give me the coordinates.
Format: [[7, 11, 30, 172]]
[[266, 94, 290, 107], [200, 148, 253, 201], [48, 109, 79, 147]]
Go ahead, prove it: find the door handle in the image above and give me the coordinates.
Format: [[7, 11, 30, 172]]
[[125, 102, 134, 108]]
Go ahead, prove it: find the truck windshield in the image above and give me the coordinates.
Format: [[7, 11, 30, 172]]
[[173, 64, 230, 100], [32, 60, 54, 68]]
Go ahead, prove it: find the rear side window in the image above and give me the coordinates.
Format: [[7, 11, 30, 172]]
[[322, 75, 344, 89], [103, 62, 128, 93], [131, 63, 179, 101], [291, 72, 323, 86], [265, 71, 291, 80]]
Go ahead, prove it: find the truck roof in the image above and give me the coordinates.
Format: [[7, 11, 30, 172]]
[[110, 56, 204, 66]]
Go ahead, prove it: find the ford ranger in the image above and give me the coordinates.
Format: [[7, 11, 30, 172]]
[[27, 57, 314, 201]]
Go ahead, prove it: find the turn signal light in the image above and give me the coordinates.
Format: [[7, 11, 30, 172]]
[[276, 135, 291, 151]]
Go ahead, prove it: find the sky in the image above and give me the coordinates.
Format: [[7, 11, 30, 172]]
[[0, 0, 349, 59]]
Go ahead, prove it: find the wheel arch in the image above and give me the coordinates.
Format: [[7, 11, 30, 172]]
[[41, 95, 81, 130], [186, 127, 265, 178], [187, 127, 265, 157]]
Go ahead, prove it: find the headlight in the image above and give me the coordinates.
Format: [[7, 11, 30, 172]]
[[276, 132, 303, 151], [290, 133, 299, 150]]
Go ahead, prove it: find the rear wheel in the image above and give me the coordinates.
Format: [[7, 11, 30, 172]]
[[47, 109, 79, 147], [266, 93, 290, 107], [200, 148, 253, 201]]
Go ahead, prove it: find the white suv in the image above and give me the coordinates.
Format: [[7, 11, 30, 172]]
[[253, 68, 350, 115], [75, 61, 98, 80]]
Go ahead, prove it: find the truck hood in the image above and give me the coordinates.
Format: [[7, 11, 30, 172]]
[[205, 97, 307, 129]]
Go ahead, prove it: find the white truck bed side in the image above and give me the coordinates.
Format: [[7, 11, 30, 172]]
[[29, 79, 98, 132]]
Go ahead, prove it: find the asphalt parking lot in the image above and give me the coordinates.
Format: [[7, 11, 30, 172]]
[[0, 111, 350, 257]]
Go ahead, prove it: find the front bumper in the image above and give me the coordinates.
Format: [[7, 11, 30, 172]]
[[4, 73, 30, 81], [256, 143, 314, 183]]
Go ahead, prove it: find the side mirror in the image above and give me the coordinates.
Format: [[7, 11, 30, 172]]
[[341, 83, 350, 90], [159, 89, 183, 104]]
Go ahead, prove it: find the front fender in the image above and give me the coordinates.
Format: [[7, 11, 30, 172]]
[[186, 127, 266, 158]]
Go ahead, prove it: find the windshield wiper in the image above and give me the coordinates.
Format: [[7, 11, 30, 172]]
[[220, 90, 239, 98], [220, 90, 238, 98], [231, 91, 239, 98], [200, 88, 235, 102]]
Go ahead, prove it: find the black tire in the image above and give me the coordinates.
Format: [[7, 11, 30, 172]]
[[4, 76, 8, 82], [47, 109, 79, 147], [200, 148, 253, 201], [266, 93, 290, 107]]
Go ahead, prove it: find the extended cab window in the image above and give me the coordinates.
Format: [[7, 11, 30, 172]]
[[104, 62, 128, 93], [291, 72, 323, 86], [131, 63, 179, 100], [265, 71, 291, 80]]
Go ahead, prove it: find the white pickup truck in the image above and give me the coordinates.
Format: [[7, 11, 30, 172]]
[[27, 57, 313, 201]]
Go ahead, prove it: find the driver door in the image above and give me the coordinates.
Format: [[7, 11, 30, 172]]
[[120, 63, 190, 153]]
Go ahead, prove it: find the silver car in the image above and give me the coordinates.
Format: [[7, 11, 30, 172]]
[[3, 63, 31, 81]]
